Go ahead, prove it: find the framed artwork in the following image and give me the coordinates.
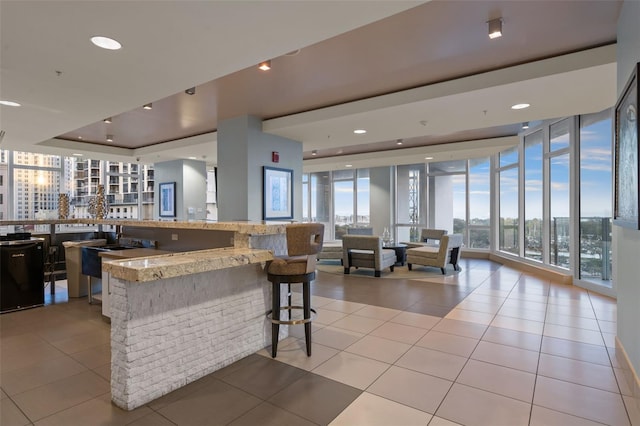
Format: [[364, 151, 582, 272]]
[[614, 62, 639, 229], [159, 182, 176, 218], [263, 166, 293, 220]]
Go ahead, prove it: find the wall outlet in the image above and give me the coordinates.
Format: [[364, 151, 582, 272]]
[[171, 234, 178, 241]]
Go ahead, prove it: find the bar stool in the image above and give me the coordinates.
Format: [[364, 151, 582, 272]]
[[267, 223, 324, 358]]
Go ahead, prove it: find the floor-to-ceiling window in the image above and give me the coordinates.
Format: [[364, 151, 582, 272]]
[[427, 160, 466, 237], [396, 164, 424, 243], [395, 158, 489, 248], [0, 150, 154, 224], [11, 152, 63, 221], [524, 131, 544, 261], [493, 109, 613, 294], [548, 119, 572, 269], [468, 158, 491, 249], [333, 170, 355, 238], [498, 147, 519, 255], [356, 169, 370, 226], [579, 109, 613, 286]]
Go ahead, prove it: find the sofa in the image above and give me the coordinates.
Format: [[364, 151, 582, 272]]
[[406, 233, 463, 274], [342, 235, 397, 277]]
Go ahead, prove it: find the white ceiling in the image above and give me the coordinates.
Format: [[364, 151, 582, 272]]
[[0, 1, 619, 171]]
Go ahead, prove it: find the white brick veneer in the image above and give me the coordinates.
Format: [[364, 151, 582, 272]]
[[110, 263, 288, 410]]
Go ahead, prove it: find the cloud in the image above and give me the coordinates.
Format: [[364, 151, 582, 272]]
[[550, 181, 569, 191]]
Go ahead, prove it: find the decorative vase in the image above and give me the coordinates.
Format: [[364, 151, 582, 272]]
[[88, 185, 109, 219], [58, 193, 69, 219], [382, 227, 391, 246]]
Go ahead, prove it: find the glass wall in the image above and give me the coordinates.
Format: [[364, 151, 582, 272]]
[[396, 164, 424, 243], [468, 158, 491, 249], [494, 108, 613, 292], [548, 119, 572, 268], [524, 131, 543, 260], [309, 172, 331, 240], [498, 147, 519, 255], [0, 150, 154, 222], [396, 158, 489, 248], [579, 109, 613, 285], [427, 160, 466, 237]]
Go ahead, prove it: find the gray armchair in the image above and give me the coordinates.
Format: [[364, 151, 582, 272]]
[[404, 228, 448, 248], [406, 233, 463, 274], [342, 235, 397, 277]]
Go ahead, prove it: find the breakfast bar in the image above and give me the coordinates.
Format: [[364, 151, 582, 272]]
[[96, 221, 290, 410], [0, 219, 293, 411]]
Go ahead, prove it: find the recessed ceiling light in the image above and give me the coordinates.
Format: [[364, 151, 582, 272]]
[[77, 136, 83, 140], [511, 103, 530, 110], [345, 164, 353, 168], [522, 122, 530, 129], [258, 60, 271, 71], [72, 153, 83, 157], [353, 129, 367, 134], [424, 156, 434, 160], [188, 156, 197, 160], [396, 139, 403, 145], [90, 36, 122, 50], [487, 18, 503, 39], [0, 100, 21, 107], [311, 150, 318, 156], [143, 103, 152, 110], [106, 134, 113, 142], [104, 117, 112, 123]]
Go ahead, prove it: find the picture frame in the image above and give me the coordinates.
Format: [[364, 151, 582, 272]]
[[263, 166, 293, 220], [614, 62, 639, 229], [159, 182, 176, 218]]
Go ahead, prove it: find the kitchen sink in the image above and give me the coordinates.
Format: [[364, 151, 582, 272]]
[[81, 245, 134, 278], [81, 239, 158, 279]]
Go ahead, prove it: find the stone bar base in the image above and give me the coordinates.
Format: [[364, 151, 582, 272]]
[[110, 263, 282, 410]]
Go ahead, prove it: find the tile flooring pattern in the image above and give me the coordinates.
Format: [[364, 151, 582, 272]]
[[1, 259, 638, 425]]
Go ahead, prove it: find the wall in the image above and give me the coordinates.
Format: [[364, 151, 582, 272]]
[[614, 0, 640, 416], [218, 115, 302, 222], [370, 166, 393, 236], [153, 159, 207, 221]]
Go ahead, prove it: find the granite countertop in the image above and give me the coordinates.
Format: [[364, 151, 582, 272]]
[[0, 219, 290, 235], [98, 248, 175, 260], [102, 247, 274, 283]]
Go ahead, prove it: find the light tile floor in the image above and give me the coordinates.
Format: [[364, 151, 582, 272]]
[[1, 259, 638, 425]]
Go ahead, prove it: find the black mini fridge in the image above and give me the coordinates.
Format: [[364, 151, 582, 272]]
[[0, 239, 45, 313]]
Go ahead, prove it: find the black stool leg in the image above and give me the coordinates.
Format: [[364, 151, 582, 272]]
[[271, 281, 280, 358], [287, 283, 292, 320], [303, 280, 312, 356]]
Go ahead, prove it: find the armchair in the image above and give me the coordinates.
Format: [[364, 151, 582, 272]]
[[404, 228, 448, 248], [342, 235, 397, 277], [406, 233, 463, 274]]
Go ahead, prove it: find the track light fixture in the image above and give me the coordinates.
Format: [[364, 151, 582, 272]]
[[258, 60, 271, 71], [106, 134, 113, 142], [488, 18, 503, 39], [143, 103, 152, 110], [185, 87, 196, 95], [104, 117, 112, 123]]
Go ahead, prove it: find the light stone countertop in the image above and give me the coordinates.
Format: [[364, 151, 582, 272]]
[[102, 247, 274, 283], [0, 219, 290, 235]]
